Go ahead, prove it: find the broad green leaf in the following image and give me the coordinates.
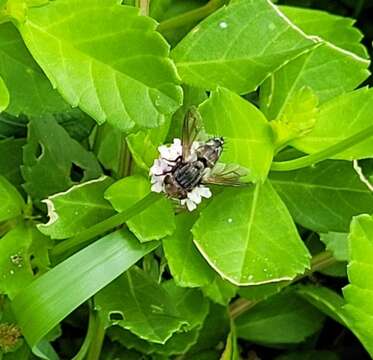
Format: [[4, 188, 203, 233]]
[[163, 213, 215, 288], [270, 160, 373, 232], [22, 117, 102, 203], [238, 282, 285, 302], [38, 176, 115, 239], [270, 86, 318, 150], [260, 8, 370, 121], [275, 351, 339, 360], [12, 229, 158, 356], [291, 88, 373, 160], [126, 117, 171, 172], [199, 88, 274, 182], [280, 6, 368, 58], [0, 225, 34, 299], [172, 0, 317, 94], [297, 285, 348, 326], [202, 276, 237, 306], [0, 138, 24, 189], [0, 176, 24, 222], [95, 267, 186, 344], [0, 75, 8, 112], [108, 282, 209, 355], [235, 291, 325, 345], [187, 303, 230, 355], [343, 214, 373, 356], [192, 182, 310, 286], [105, 175, 175, 242], [320, 232, 349, 261], [17, 0, 182, 132], [0, 23, 69, 117]]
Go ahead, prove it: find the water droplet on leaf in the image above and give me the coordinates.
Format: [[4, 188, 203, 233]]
[[219, 21, 228, 29]]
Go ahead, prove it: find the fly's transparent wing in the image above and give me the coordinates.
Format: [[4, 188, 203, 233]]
[[203, 163, 249, 186], [182, 106, 202, 161]]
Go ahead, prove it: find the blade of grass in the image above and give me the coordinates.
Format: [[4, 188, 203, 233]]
[[11, 229, 158, 359]]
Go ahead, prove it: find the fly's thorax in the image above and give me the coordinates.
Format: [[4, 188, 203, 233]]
[[196, 137, 224, 168]]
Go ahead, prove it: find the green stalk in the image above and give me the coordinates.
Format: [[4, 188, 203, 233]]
[[270, 124, 373, 172], [86, 311, 106, 360], [51, 192, 160, 257], [229, 251, 337, 319], [157, 0, 227, 33]]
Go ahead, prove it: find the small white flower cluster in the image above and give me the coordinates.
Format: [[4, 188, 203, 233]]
[[149, 138, 212, 211]]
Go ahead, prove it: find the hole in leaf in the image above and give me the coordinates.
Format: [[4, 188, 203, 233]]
[[70, 163, 85, 182], [109, 311, 124, 322], [34, 143, 44, 160]]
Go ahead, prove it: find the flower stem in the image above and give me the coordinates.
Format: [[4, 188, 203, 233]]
[[51, 192, 160, 258], [270, 124, 373, 172], [229, 251, 337, 319], [157, 0, 227, 33]]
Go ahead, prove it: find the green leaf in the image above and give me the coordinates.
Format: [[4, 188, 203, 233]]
[[199, 87, 274, 182], [343, 214, 373, 357], [11, 229, 158, 356], [22, 117, 102, 203], [270, 86, 318, 150], [0, 224, 34, 299], [192, 182, 311, 286], [235, 290, 325, 345], [0, 176, 24, 222], [95, 267, 186, 344], [0, 75, 9, 113], [297, 285, 348, 326], [280, 6, 368, 58], [187, 303, 230, 355], [275, 350, 339, 360], [105, 175, 175, 242], [260, 8, 370, 121], [320, 232, 349, 261], [126, 117, 171, 172], [238, 282, 285, 302], [172, 0, 317, 94], [17, 0, 182, 132], [291, 88, 373, 160], [38, 176, 115, 240], [108, 282, 210, 355], [202, 276, 237, 306], [270, 160, 373, 232], [0, 138, 25, 189], [0, 23, 69, 117], [163, 213, 215, 288]]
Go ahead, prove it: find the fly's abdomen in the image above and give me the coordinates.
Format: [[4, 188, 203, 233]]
[[174, 161, 204, 191]]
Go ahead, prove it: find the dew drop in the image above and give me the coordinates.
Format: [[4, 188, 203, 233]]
[[248, 275, 254, 281], [219, 21, 228, 29], [268, 23, 276, 31], [263, 268, 268, 273], [9, 270, 15, 275], [227, 218, 233, 223]]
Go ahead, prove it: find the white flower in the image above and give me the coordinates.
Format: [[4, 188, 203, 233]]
[[181, 185, 212, 212], [149, 138, 213, 211]]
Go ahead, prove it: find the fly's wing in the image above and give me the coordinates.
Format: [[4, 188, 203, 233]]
[[203, 163, 249, 186], [182, 106, 202, 161]]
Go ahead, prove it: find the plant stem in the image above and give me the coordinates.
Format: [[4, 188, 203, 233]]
[[137, 0, 150, 16], [157, 0, 227, 33], [229, 251, 337, 319], [86, 311, 106, 360], [270, 124, 373, 172], [51, 192, 160, 257]]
